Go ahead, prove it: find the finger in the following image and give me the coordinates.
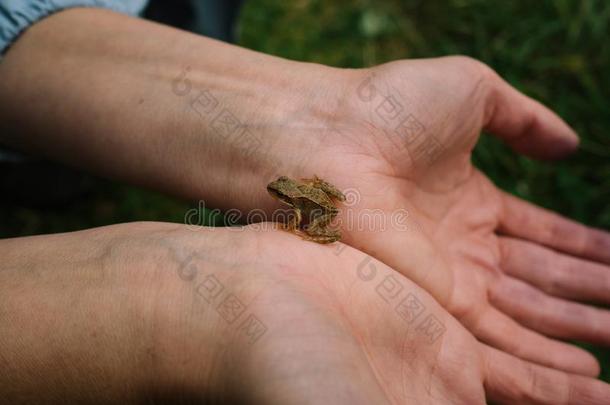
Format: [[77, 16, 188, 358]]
[[483, 67, 579, 159], [483, 345, 610, 405], [467, 306, 599, 377], [499, 192, 610, 264], [490, 274, 610, 345], [499, 237, 610, 304]]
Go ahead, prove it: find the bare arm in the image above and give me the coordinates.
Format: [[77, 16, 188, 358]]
[[3, 6, 610, 391], [0, 7, 336, 211]]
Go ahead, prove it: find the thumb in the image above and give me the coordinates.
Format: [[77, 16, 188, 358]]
[[483, 69, 579, 159]]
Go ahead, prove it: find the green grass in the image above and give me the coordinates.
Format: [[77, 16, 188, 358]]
[[1, 0, 608, 382]]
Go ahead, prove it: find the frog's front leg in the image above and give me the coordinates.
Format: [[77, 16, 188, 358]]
[[286, 207, 303, 232], [277, 207, 306, 239], [303, 213, 341, 244]]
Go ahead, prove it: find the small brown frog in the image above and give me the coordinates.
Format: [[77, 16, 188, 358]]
[[267, 175, 346, 244]]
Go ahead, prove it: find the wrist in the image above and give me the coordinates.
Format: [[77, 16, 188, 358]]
[[174, 50, 353, 212], [146, 227, 268, 399], [0, 6, 358, 216]]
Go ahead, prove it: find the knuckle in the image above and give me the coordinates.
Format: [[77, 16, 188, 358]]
[[541, 265, 564, 296], [521, 363, 540, 401]]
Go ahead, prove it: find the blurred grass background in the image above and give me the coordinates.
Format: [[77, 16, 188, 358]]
[[1, 0, 609, 381]]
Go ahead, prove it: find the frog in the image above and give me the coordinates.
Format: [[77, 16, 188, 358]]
[[266, 175, 346, 244]]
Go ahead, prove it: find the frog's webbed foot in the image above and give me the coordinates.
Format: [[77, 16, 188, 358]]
[[301, 175, 345, 202]]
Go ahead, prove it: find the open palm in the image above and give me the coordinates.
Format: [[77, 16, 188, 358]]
[[164, 225, 610, 404], [274, 56, 610, 377]]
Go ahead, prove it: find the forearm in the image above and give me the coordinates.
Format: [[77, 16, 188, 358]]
[[0, 8, 341, 211], [0, 222, 243, 402]]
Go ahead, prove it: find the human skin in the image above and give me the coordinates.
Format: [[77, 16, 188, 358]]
[[1, 6, 609, 383], [1, 222, 609, 404]]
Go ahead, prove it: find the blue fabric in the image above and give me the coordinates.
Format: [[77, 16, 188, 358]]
[[0, 0, 149, 54]]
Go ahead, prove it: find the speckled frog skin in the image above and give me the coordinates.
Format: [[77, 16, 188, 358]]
[[267, 175, 346, 243]]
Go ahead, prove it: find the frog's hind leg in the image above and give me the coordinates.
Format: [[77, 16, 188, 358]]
[[303, 213, 341, 244], [301, 175, 346, 202]]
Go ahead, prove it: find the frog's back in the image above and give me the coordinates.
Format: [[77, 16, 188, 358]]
[[280, 187, 301, 200], [297, 185, 334, 207]]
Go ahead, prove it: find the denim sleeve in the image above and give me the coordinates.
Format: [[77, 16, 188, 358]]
[[0, 0, 149, 54]]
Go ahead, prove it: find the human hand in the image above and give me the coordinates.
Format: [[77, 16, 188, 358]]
[[3, 7, 608, 380], [2, 222, 608, 404], [258, 56, 610, 377]]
